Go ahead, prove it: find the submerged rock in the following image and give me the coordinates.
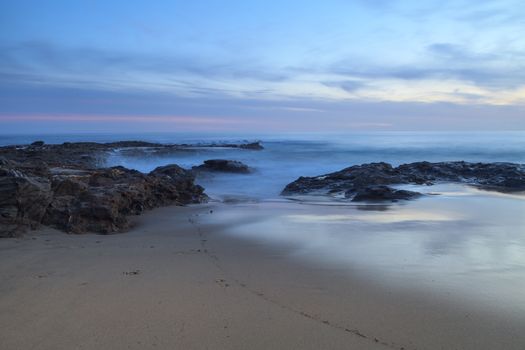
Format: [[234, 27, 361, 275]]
[[282, 161, 525, 200], [193, 159, 251, 174]]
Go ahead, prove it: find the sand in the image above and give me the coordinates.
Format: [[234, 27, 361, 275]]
[[1, 203, 524, 350]]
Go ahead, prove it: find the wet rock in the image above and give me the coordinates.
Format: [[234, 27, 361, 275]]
[[282, 161, 525, 198], [282, 162, 404, 195], [239, 142, 264, 150], [397, 161, 525, 191], [0, 140, 264, 169], [193, 159, 251, 174], [349, 186, 422, 202], [149, 164, 206, 204], [0, 139, 260, 236], [0, 157, 207, 236], [31, 141, 45, 147], [42, 165, 206, 234], [0, 159, 52, 237], [150, 164, 192, 180], [105, 141, 162, 148]]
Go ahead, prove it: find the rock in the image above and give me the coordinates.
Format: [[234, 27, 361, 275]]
[[282, 162, 403, 195], [150, 164, 192, 180], [349, 186, 422, 202], [0, 140, 263, 169], [41, 165, 207, 234], [397, 161, 525, 191], [282, 161, 525, 199], [193, 159, 251, 174], [239, 142, 264, 150], [0, 159, 52, 237], [0, 156, 207, 236], [105, 141, 162, 148], [0, 138, 259, 236], [31, 141, 45, 147], [52, 176, 89, 196], [149, 164, 206, 204]]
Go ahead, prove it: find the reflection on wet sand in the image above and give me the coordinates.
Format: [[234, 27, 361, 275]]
[[286, 208, 462, 224], [201, 184, 525, 316]]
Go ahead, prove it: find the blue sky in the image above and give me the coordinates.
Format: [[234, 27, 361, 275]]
[[1, 0, 524, 133]]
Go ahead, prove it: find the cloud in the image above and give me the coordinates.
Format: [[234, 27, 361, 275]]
[[0, 41, 289, 87], [330, 43, 525, 90], [1, 82, 524, 132], [1, 36, 524, 108], [322, 80, 367, 93]]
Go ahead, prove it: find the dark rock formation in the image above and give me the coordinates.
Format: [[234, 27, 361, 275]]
[[0, 140, 264, 169], [282, 161, 525, 201], [239, 142, 264, 150], [31, 140, 45, 147], [0, 139, 263, 236], [42, 165, 205, 234], [183, 141, 263, 150], [0, 158, 52, 237], [0, 157, 206, 237], [193, 159, 251, 174], [349, 186, 422, 202]]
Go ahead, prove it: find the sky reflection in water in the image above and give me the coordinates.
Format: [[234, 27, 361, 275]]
[[205, 186, 525, 314]]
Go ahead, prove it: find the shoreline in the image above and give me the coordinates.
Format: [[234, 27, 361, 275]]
[[2, 202, 524, 349]]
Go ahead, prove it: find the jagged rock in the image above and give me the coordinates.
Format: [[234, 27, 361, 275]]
[[0, 157, 207, 236], [349, 186, 422, 202], [193, 159, 251, 173], [282, 161, 525, 199], [0, 159, 52, 237], [149, 164, 206, 204], [0, 139, 264, 236], [41, 165, 206, 234]]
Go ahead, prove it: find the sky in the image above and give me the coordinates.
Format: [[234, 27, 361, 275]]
[[0, 0, 524, 133]]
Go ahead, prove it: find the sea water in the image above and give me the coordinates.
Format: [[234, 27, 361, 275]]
[[3, 131, 522, 200]]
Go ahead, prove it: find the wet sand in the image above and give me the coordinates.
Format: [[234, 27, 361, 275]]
[[1, 202, 524, 350]]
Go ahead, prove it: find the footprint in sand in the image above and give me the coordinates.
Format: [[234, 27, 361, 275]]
[[215, 278, 230, 287]]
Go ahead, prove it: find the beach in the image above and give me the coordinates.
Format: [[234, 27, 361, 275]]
[[4, 0, 525, 347], [2, 199, 525, 350], [1, 133, 525, 349]]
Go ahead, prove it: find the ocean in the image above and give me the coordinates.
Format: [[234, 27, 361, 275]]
[[2, 131, 524, 200]]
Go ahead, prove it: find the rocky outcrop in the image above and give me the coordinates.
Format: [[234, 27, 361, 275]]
[[0, 140, 264, 169], [193, 159, 251, 174], [0, 157, 207, 237], [43, 165, 206, 234], [0, 139, 265, 236], [282, 161, 525, 201]]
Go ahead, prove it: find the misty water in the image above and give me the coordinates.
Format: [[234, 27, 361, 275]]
[[3, 131, 525, 314]]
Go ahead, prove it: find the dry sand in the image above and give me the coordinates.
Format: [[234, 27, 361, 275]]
[[1, 203, 524, 350]]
